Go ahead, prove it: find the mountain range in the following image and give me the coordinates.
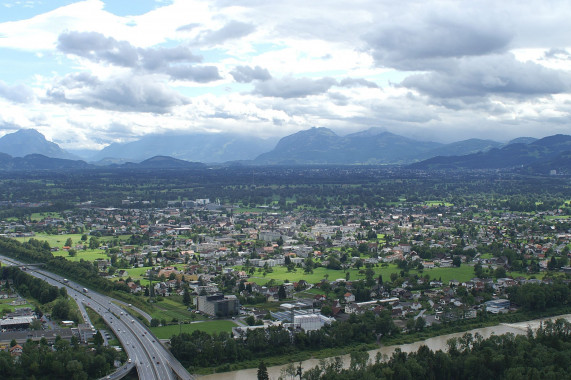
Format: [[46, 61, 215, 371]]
[[0, 127, 568, 173], [85, 132, 277, 164]]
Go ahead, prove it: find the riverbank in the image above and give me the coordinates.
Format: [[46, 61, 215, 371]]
[[198, 313, 571, 380], [189, 306, 571, 375]]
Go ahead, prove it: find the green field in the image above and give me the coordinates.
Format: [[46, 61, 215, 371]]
[[150, 297, 197, 322], [0, 298, 34, 315], [30, 212, 62, 221], [243, 262, 539, 287], [15, 233, 131, 250], [52, 249, 109, 262], [243, 264, 478, 286], [114, 267, 150, 280], [424, 201, 454, 207], [15, 233, 86, 248], [150, 320, 237, 338]]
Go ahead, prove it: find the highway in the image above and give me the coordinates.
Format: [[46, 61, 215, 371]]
[[0, 255, 194, 380]]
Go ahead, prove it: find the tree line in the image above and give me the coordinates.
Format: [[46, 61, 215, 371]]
[[0, 335, 121, 380], [0, 237, 130, 294], [1, 266, 63, 304], [299, 318, 571, 380], [170, 310, 397, 369]]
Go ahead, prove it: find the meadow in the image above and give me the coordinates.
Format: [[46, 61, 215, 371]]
[[150, 320, 237, 339]]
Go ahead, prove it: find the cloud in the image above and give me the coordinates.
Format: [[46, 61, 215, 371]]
[[57, 31, 220, 82], [252, 76, 337, 98], [46, 73, 189, 113], [197, 20, 255, 45], [401, 54, 571, 99], [364, 17, 512, 70], [164, 65, 221, 82], [0, 81, 34, 103], [230, 65, 272, 83], [339, 77, 378, 88], [544, 48, 571, 60], [176, 23, 200, 32], [57, 31, 139, 67]]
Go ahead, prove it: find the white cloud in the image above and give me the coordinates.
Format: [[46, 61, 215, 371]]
[[0, 0, 570, 150]]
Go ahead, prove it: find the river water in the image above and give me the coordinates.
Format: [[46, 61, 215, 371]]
[[197, 314, 571, 380]]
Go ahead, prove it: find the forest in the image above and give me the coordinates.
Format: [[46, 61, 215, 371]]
[[0, 167, 568, 212]]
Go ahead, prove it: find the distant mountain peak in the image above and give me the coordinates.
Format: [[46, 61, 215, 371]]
[[0, 128, 78, 160]]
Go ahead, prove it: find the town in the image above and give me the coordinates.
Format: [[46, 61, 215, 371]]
[[0, 168, 570, 377]]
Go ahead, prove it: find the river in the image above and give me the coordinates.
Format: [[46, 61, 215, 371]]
[[197, 314, 571, 380]]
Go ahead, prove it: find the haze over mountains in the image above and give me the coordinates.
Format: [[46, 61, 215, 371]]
[[0, 127, 568, 173]]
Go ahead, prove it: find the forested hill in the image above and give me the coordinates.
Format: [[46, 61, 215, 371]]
[[410, 134, 571, 172]]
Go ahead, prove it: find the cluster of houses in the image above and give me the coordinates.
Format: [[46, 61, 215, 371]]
[[0, 197, 569, 333]]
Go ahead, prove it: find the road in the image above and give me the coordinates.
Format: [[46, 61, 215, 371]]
[[0, 255, 194, 380]]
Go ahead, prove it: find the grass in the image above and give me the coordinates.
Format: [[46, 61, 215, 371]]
[[424, 201, 454, 207], [30, 212, 62, 221], [113, 267, 150, 280], [243, 264, 478, 286], [15, 233, 132, 250], [0, 298, 34, 315], [15, 233, 86, 248], [52, 249, 109, 262], [150, 320, 237, 339], [243, 262, 540, 287], [150, 297, 198, 322]]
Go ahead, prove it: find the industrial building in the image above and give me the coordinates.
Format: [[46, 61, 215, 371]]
[[196, 294, 240, 317], [271, 303, 334, 331]]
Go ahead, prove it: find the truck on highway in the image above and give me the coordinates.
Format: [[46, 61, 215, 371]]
[[82, 288, 88, 293], [63, 278, 69, 283]]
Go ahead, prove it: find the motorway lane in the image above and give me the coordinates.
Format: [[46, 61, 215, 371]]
[[0, 255, 193, 380]]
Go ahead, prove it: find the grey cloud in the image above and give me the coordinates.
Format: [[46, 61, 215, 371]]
[[199, 21, 255, 45], [58, 72, 101, 89], [57, 31, 219, 83], [0, 81, 34, 103], [402, 54, 571, 99], [58, 31, 139, 67], [328, 92, 349, 106], [339, 77, 378, 88], [139, 46, 201, 71], [176, 23, 200, 32], [47, 74, 189, 113], [230, 65, 272, 83], [253, 76, 337, 98], [364, 19, 512, 70], [544, 48, 571, 59], [165, 65, 221, 82]]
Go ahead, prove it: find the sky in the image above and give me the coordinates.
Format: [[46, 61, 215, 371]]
[[0, 0, 571, 151]]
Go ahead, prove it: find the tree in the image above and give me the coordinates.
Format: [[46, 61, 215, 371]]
[[474, 262, 484, 278], [52, 298, 70, 320], [65, 238, 73, 247], [257, 360, 269, 380], [182, 287, 191, 306], [278, 284, 287, 300], [452, 256, 462, 267], [321, 305, 333, 316], [89, 236, 100, 250], [93, 331, 104, 346], [494, 267, 507, 279], [415, 316, 426, 331]]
